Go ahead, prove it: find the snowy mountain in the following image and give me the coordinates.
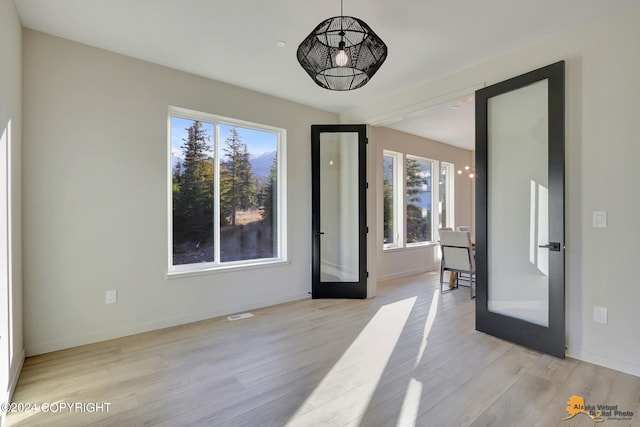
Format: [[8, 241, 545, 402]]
[[171, 150, 275, 178], [249, 151, 276, 178]]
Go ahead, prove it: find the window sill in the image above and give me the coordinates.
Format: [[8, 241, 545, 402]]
[[166, 259, 290, 280], [406, 241, 438, 248], [383, 242, 438, 252]]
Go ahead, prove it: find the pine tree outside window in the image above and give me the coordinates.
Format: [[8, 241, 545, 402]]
[[383, 150, 402, 249], [406, 155, 433, 244], [168, 107, 286, 274]]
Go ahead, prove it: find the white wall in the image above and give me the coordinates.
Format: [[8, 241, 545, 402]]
[[346, 6, 640, 377], [22, 30, 337, 356], [0, 0, 24, 409], [368, 126, 474, 283]]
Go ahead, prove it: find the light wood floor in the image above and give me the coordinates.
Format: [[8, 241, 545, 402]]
[[6, 273, 640, 426]]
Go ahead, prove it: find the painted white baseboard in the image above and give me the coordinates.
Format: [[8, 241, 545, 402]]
[[567, 347, 640, 378], [1, 348, 25, 426], [8, 349, 25, 398], [25, 292, 310, 356]]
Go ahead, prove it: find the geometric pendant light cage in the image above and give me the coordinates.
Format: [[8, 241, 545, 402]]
[[296, 2, 388, 91]]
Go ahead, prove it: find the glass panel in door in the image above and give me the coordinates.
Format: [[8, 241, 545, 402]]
[[487, 79, 549, 326], [319, 132, 359, 282]]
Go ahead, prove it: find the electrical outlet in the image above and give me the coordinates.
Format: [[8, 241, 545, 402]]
[[106, 290, 117, 305], [593, 306, 607, 324], [593, 211, 607, 228]]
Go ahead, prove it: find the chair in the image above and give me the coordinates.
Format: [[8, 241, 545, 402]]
[[454, 226, 474, 281], [455, 225, 474, 244], [439, 230, 475, 299], [437, 227, 452, 240]]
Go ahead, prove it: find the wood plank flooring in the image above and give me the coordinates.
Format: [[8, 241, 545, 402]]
[[6, 272, 640, 426]]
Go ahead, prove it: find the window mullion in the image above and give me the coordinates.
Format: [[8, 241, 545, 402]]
[[213, 122, 221, 265], [432, 160, 439, 242], [396, 153, 403, 247], [401, 153, 407, 247]]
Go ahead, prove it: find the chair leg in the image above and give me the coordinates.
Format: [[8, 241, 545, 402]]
[[439, 267, 444, 294], [470, 273, 475, 299]]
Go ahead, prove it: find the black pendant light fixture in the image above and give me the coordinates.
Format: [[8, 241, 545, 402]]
[[297, 0, 388, 91]]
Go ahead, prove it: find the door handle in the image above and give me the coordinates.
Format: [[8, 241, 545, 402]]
[[314, 231, 325, 236], [538, 242, 561, 251]]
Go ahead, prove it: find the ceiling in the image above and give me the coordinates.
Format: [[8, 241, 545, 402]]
[[385, 94, 476, 150], [14, 0, 637, 148]]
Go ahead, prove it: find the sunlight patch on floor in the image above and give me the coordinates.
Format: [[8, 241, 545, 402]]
[[396, 378, 423, 427], [414, 289, 439, 368], [393, 290, 440, 427], [285, 296, 417, 426]]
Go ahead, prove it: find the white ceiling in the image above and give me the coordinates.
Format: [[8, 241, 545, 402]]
[[385, 94, 476, 150], [14, 0, 638, 148]]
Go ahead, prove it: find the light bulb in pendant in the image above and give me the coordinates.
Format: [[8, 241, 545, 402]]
[[335, 41, 349, 67]]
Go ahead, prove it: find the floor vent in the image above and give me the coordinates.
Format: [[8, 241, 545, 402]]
[[227, 312, 254, 321]]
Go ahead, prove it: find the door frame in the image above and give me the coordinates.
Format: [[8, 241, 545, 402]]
[[475, 61, 566, 358], [311, 124, 368, 299]]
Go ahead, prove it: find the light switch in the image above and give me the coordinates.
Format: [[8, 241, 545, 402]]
[[593, 211, 607, 228], [593, 306, 608, 324]]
